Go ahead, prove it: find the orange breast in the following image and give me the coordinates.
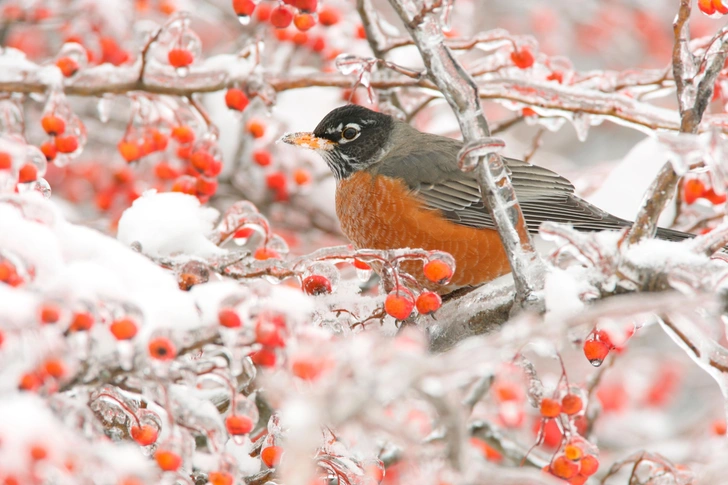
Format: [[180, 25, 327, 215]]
[[336, 171, 511, 287]]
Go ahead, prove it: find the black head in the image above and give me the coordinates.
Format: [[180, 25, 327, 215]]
[[282, 105, 394, 180]]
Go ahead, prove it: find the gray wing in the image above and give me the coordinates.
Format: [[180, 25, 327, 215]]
[[374, 124, 645, 235]]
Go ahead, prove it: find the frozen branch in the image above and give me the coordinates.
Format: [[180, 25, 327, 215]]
[[627, 1, 728, 245], [387, 0, 543, 309]]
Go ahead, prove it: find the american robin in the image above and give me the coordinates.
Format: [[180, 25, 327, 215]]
[[282, 105, 689, 287]]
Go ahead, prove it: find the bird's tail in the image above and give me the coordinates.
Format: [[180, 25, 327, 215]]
[[654, 226, 695, 243]]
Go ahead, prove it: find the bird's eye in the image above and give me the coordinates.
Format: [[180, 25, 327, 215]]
[[342, 127, 359, 140]]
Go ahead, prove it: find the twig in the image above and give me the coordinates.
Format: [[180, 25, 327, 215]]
[[523, 128, 544, 163], [659, 315, 728, 374], [356, 0, 388, 59], [138, 27, 163, 83]]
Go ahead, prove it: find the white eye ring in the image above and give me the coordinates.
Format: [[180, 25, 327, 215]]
[[339, 123, 361, 143]]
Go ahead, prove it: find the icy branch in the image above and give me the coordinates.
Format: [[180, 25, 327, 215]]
[[627, 1, 728, 245], [387, 0, 543, 309]]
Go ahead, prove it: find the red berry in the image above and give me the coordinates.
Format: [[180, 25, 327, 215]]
[[118, 141, 141, 162], [353, 259, 371, 270], [131, 424, 158, 446], [683, 178, 706, 205], [318, 6, 339, 26], [168, 48, 194, 68], [563, 443, 583, 461], [294, 0, 317, 12], [291, 355, 327, 380], [218, 308, 242, 328], [547, 71, 564, 83], [310, 35, 325, 52], [208, 472, 234, 485], [704, 187, 727, 205], [539, 397, 561, 418], [261, 445, 283, 468], [270, 6, 293, 28], [384, 288, 415, 320], [19, 372, 43, 391], [233, 227, 254, 240], [154, 161, 180, 180], [253, 150, 272, 167], [551, 455, 579, 479], [716, 0, 728, 15], [56, 56, 79, 77], [423, 259, 453, 284], [254, 247, 280, 260], [196, 176, 218, 196], [255, 314, 286, 347], [30, 444, 48, 461], [256, 2, 272, 21], [266, 172, 287, 190], [0, 151, 11, 170], [150, 128, 168, 151], [69, 311, 94, 331], [713, 419, 727, 435], [291, 32, 308, 45], [225, 414, 254, 435], [583, 339, 610, 366], [699, 0, 716, 15], [415, 291, 442, 315], [110, 317, 139, 340], [225, 88, 249, 111], [561, 394, 583, 415], [302, 275, 332, 295], [171, 125, 195, 144], [38, 303, 60, 324], [251, 347, 277, 366], [510, 48, 535, 69], [293, 13, 316, 31], [189, 149, 213, 171], [55, 135, 79, 153], [246, 119, 266, 138], [148, 337, 177, 361], [580, 454, 599, 476], [171, 175, 197, 195], [41, 115, 66, 136], [232, 0, 256, 16], [43, 358, 66, 379], [292, 168, 311, 185], [40, 141, 57, 161], [113, 166, 134, 185], [18, 163, 38, 183], [155, 449, 182, 471]]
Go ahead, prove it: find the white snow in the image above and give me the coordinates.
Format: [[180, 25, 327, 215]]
[[543, 268, 585, 325], [117, 190, 226, 259]]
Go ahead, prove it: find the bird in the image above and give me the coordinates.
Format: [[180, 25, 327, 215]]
[[282, 104, 691, 288]]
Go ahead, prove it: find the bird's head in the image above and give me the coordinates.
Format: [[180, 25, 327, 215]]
[[281, 105, 394, 180]]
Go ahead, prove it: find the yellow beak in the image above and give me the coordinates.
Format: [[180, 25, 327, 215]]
[[280, 132, 335, 151]]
